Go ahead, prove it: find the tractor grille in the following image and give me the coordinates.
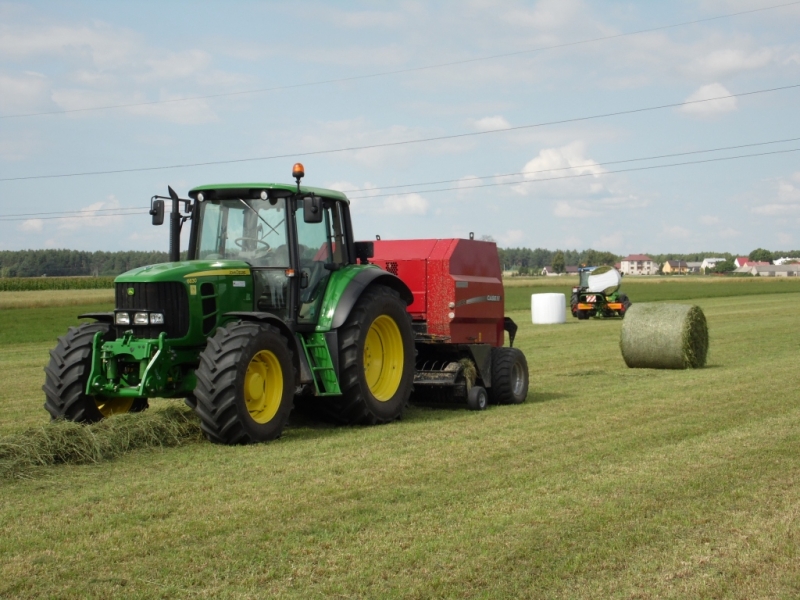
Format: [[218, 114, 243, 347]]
[[115, 282, 190, 339]]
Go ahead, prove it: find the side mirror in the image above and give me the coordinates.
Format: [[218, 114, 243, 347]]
[[150, 199, 165, 226], [303, 195, 323, 224]]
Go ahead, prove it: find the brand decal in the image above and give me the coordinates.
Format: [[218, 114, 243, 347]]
[[184, 268, 251, 278], [233, 280, 246, 288], [454, 295, 502, 307], [127, 288, 135, 296]]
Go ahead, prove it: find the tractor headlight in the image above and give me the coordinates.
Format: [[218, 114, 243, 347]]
[[115, 312, 130, 325], [149, 313, 164, 325], [134, 312, 150, 325]]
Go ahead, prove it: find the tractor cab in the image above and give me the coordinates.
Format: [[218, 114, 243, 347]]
[[185, 182, 352, 329]]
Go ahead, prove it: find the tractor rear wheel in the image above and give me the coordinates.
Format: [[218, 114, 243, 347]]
[[43, 322, 149, 423], [323, 286, 414, 425], [489, 347, 529, 405], [193, 321, 294, 444]]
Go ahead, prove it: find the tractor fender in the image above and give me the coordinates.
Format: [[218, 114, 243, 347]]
[[330, 270, 413, 330], [222, 312, 310, 384], [78, 312, 114, 323]]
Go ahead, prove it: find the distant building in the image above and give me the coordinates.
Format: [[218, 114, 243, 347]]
[[737, 265, 800, 277], [774, 257, 800, 265], [686, 261, 702, 273], [565, 266, 579, 275], [700, 257, 727, 272], [620, 254, 658, 275], [662, 260, 689, 274], [734, 257, 750, 268]]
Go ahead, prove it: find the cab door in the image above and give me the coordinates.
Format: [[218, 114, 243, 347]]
[[295, 199, 348, 327]]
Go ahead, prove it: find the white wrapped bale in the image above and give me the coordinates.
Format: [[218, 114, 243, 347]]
[[588, 267, 622, 294], [531, 293, 566, 324]]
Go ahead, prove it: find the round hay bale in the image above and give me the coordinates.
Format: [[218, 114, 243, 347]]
[[620, 303, 708, 369]]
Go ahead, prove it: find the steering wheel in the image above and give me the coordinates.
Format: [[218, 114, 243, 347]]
[[233, 237, 270, 251]]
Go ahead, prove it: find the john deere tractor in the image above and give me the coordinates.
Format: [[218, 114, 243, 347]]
[[43, 164, 416, 444]]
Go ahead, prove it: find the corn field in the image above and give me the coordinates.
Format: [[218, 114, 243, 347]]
[[0, 277, 115, 291]]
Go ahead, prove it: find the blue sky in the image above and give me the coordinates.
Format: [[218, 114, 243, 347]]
[[1, 0, 799, 255]]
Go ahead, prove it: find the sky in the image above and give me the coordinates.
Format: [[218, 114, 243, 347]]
[[1, 0, 799, 256]]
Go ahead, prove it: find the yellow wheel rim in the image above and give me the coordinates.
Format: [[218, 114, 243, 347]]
[[95, 398, 134, 417], [363, 314, 404, 402], [244, 350, 283, 424]]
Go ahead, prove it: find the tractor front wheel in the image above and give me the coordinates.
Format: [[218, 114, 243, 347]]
[[193, 321, 295, 444], [43, 322, 149, 423], [489, 347, 529, 405]]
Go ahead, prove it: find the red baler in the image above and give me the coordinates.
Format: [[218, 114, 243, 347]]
[[365, 238, 523, 408]]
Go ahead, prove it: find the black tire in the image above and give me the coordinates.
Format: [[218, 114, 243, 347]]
[[467, 386, 488, 411], [619, 293, 632, 317], [193, 321, 295, 444], [489, 347, 529, 405], [316, 286, 414, 425], [576, 310, 589, 320], [43, 322, 148, 423]]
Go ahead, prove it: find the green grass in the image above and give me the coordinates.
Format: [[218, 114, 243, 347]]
[[1, 282, 799, 598]]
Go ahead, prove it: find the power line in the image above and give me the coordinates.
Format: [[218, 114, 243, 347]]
[[0, 210, 147, 222], [2, 0, 798, 120], [2, 82, 798, 184], [348, 147, 800, 199], [336, 135, 800, 194], [2, 142, 798, 221]]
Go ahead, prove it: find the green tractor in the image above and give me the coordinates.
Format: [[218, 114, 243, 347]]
[[570, 266, 631, 320], [43, 164, 417, 444]]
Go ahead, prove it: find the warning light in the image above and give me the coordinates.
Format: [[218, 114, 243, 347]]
[[292, 163, 305, 181]]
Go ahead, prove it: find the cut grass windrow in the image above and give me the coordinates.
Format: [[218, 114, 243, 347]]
[[0, 404, 202, 480]]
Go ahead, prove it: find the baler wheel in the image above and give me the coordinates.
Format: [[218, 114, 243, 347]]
[[193, 321, 294, 444], [322, 286, 414, 425], [43, 322, 148, 422], [467, 386, 488, 411], [489, 347, 529, 405]]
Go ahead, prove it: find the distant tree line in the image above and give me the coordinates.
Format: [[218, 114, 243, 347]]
[[1, 247, 798, 278], [0, 250, 169, 277]]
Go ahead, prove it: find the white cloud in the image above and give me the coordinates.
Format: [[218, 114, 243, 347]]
[[520, 142, 605, 182], [679, 83, 737, 118], [381, 193, 429, 216], [751, 172, 800, 215], [663, 225, 691, 238], [471, 116, 510, 132], [497, 229, 525, 246], [58, 195, 123, 230], [718, 228, 741, 239], [699, 215, 720, 225], [0, 71, 49, 113], [691, 48, 774, 77], [751, 203, 800, 216], [595, 232, 623, 250], [18, 219, 43, 232], [553, 200, 598, 218]]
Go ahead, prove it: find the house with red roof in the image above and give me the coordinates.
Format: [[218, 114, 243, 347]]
[[734, 257, 750, 268], [620, 254, 658, 275]]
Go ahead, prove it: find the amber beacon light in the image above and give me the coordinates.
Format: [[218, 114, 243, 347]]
[[292, 163, 305, 181]]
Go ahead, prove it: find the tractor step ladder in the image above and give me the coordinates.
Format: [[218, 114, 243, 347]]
[[300, 334, 341, 396]]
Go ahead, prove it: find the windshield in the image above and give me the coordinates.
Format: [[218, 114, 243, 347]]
[[197, 198, 289, 267]]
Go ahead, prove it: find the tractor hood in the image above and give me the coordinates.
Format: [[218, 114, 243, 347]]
[[115, 259, 252, 283]]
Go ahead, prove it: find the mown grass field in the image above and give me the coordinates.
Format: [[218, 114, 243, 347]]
[[1, 280, 799, 598]]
